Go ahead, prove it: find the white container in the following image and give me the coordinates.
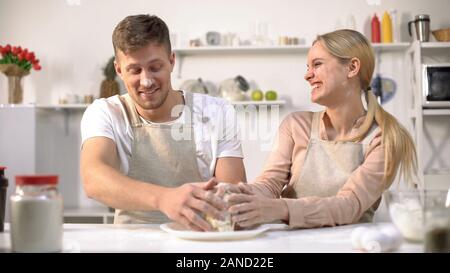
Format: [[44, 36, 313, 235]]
[[384, 190, 424, 242], [10, 175, 63, 252]]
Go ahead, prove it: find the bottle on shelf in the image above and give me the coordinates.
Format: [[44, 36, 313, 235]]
[[371, 14, 381, 43], [0, 166, 8, 232], [382, 11, 393, 43], [389, 9, 400, 42], [346, 14, 356, 30]]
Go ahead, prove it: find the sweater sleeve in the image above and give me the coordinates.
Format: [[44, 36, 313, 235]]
[[250, 114, 297, 198]]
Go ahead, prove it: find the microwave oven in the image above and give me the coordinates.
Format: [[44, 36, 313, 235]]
[[422, 63, 450, 108]]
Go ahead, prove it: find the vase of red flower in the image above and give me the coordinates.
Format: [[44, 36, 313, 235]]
[[0, 44, 41, 104], [7, 75, 24, 104]]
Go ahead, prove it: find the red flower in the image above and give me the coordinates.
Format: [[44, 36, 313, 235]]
[[18, 52, 26, 61], [26, 52, 35, 62], [0, 44, 42, 72]]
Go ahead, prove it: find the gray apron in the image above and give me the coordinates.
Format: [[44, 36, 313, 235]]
[[282, 111, 380, 222], [114, 91, 203, 224]]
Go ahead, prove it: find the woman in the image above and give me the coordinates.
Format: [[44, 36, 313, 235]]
[[225, 29, 417, 229]]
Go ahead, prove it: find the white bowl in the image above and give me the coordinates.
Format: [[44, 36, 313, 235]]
[[384, 190, 424, 242]]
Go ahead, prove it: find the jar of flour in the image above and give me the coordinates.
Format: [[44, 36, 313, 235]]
[[10, 175, 63, 252]]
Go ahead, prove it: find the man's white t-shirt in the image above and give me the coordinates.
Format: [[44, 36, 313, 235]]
[[80, 91, 243, 181]]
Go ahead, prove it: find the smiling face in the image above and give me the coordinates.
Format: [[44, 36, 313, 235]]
[[304, 41, 355, 107], [114, 42, 175, 112]]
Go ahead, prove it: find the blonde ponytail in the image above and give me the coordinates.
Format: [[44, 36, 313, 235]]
[[351, 90, 418, 187]]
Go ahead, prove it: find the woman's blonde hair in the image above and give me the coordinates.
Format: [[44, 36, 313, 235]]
[[315, 29, 417, 187]]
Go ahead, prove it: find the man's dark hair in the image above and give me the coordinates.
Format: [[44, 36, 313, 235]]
[[112, 14, 171, 56]]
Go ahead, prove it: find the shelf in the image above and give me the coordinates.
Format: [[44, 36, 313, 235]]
[[38, 104, 90, 110], [423, 109, 450, 115], [174, 45, 310, 56], [0, 104, 89, 109], [173, 43, 411, 78], [174, 43, 410, 56], [420, 42, 450, 49], [230, 100, 286, 106], [0, 103, 37, 108], [372, 43, 410, 52]]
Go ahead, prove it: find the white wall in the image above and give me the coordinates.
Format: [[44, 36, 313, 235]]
[[1, 0, 450, 184], [1, 0, 449, 105]]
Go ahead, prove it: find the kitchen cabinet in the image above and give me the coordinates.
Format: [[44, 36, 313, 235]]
[[406, 41, 450, 189]]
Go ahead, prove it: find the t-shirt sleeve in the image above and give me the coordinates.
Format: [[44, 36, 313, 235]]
[[216, 103, 243, 158], [80, 99, 116, 146]]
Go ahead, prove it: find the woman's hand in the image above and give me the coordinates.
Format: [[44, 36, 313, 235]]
[[215, 182, 253, 195], [227, 193, 289, 228]]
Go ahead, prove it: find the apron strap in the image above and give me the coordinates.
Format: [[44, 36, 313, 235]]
[[183, 90, 194, 109], [119, 94, 144, 127], [119, 91, 194, 128], [310, 111, 322, 139], [361, 124, 381, 156]]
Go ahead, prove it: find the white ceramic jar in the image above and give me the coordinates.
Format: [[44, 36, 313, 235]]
[[10, 175, 63, 252]]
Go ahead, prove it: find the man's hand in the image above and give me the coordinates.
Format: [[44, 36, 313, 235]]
[[227, 192, 288, 228], [158, 178, 227, 231]]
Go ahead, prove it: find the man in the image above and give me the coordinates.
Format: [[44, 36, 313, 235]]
[[80, 14, 246, 231]]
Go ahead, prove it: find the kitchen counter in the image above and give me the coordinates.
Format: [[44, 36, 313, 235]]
[[0, 223, 423, 253]]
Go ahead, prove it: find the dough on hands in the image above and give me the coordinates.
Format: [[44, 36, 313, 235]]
[[205, 184, 235, 232]]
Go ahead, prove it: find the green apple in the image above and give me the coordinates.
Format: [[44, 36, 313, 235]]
[[265, 90, 278, 101], [251, 90, 264, 101]]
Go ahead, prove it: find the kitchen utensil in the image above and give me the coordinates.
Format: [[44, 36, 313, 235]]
[[380, 77, 396, 104], [180, 78, 219, 97], [206, 31, 221, 46], [384, 190, 424, 242], [10, 175, 63, 252], [180, 78, 209, 94], [371, 73, 382, 102], [219, 75, 250, 101], [371, 75, 397, 105], [423, 190, 450, 253], [408, 14, 430, 42], [432, 28, 450, 42], [0, 167, 7, 232]]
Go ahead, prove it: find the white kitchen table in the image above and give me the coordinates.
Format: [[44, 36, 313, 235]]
[[0, 222, 423, 253]]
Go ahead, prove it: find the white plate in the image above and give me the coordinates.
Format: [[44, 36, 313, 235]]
[[160, 222, 271, 241]]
